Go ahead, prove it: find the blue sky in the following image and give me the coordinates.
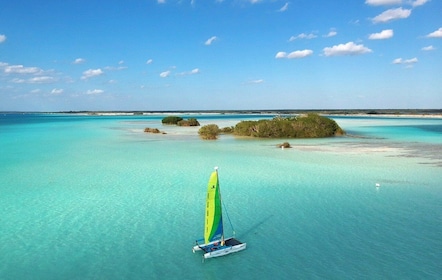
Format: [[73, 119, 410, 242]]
[[0, 0, 441, 111]]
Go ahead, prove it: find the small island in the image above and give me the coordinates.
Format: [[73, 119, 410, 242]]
[[234, 114, 345, 138], [278, 142, 291, 149], [144, 127, 166, 134], [162, 116, 200, 126], [198, 124, 221, 140], [198, 114, 345, 140]]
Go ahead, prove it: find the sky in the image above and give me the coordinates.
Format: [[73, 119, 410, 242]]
[[0, 0, 441, 111]]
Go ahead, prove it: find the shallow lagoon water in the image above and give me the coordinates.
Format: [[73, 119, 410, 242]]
[[1, 114, 441, 279]]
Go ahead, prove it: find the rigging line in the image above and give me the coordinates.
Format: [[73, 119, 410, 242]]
[[222, 198, 235, 237]]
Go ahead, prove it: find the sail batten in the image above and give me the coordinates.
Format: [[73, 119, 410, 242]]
[[204, 170, 224, 244]]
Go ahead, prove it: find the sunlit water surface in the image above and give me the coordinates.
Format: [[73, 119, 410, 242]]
[[1, 114, 441, 279]]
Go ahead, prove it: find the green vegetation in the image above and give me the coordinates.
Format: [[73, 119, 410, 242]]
[[220, 126, 234, 133], [162, 116, 200, 126], [161, 116, 183, 124], [198, 124, 220, 140], [177, 118, 200, 127], [144, 127, 166, 134], [144, 127, 161, 133], [234, 114, 345, 138], [162, 114, 344, 140]]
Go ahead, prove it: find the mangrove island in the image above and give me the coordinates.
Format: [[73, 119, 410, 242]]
[[198, 114, 345, 140]]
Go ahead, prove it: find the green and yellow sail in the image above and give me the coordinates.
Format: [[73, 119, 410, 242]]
[[204, 169, 224, 244]]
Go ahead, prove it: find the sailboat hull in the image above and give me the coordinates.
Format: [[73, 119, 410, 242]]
[[193, 238, 247, 259]]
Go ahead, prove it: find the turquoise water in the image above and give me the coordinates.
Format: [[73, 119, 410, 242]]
[[1, 114, 441, 279]]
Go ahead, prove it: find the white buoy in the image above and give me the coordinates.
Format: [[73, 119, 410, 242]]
[[376, 183, 380, 188]]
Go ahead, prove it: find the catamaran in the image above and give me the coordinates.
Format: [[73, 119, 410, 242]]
[[192, 167, 246, 259]]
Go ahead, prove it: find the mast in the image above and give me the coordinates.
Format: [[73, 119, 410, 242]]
[[216, 167, 225, 245]]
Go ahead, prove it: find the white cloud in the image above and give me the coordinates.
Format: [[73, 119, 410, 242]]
[[205, 36, 217, 46], [393, 57, 418, 65], [11, 78, 26, 83], [426, 27, 442, 38], [275, 52, 287, 59], [412, 0, 429, 7], [160, 70, 171, 78], [146, 59, 153, 64], [392, 57, 418, 68], [104, 65, 127, 71], [157, 0, 166, 3], [323, 30, 337, 38], [1, 63, 57, 84], [178, 68, 200, 76], [289, 33, 317, 41], [0, 34, 6, 43], [421, 45, 435, 51], [73, 58, 86, 64], [12, 76, 56, 84], [276, 50, 313, 59], [278, 2, 289, 12], [51, 88, 64, 95], [81, 68, 104, 80], [405, 57, 418, 64], [323, 42, 373, 56], [247, 79, 264, 84], [365, 0, 402, 6], [29, 76, 56, 83], [4, 64, 42, 74], [366, 0, 429, 7], [372, 8, 411, 23], [288, 50, 313, 58], [86, 89, 104, 95], [369, 29, 394, 40]]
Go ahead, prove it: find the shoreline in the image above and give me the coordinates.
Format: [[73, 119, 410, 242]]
[[2, 109, 442, 119], [325, 113, 442, 119]]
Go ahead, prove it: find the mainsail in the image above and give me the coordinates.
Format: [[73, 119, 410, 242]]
[[204, 169, 224, 244]]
